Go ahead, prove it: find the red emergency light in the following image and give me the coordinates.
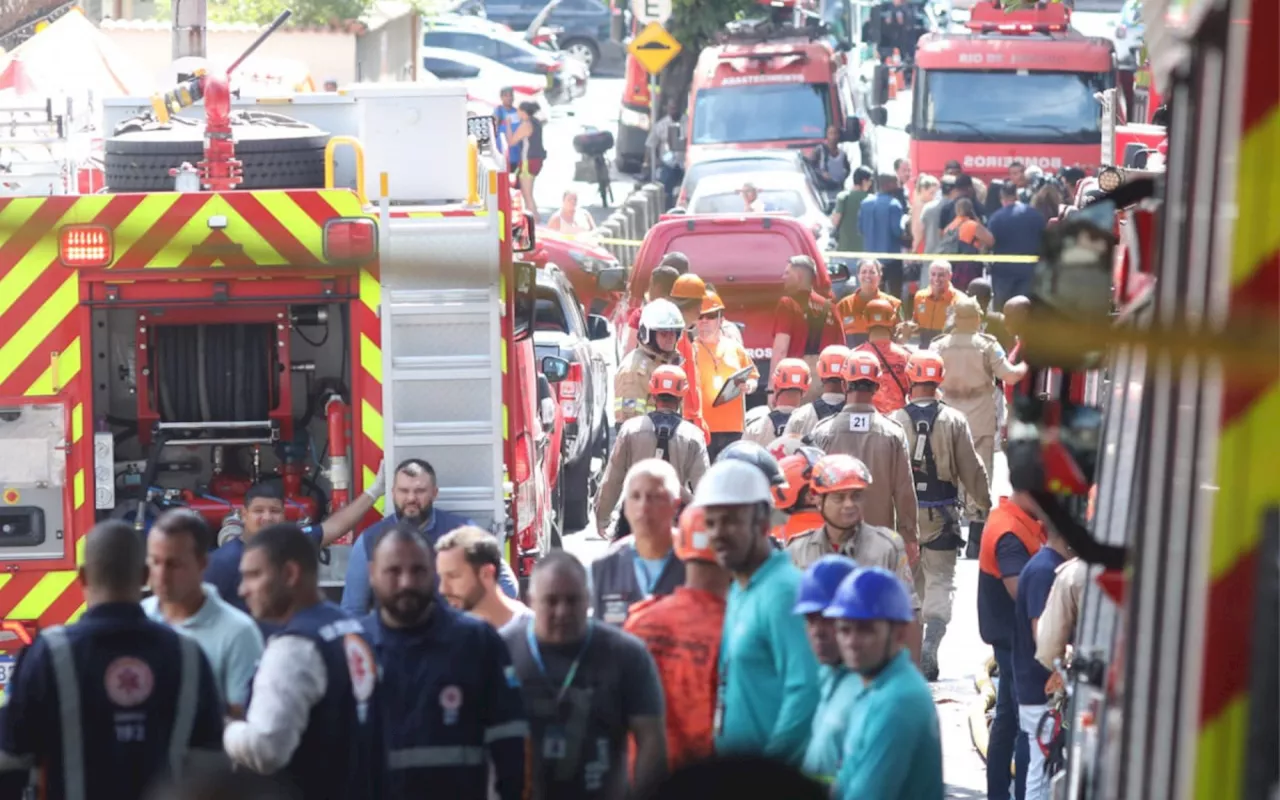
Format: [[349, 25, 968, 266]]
[[323, 218, 378, 263], [58, 224, 113, 268]]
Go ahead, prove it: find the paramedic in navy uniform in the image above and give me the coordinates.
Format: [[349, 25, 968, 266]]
[[363, 524, 529, 799], [0, 520, 224, 799], [225, 523, 384, 799]]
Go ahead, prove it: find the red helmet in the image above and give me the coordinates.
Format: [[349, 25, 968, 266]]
[[863, 298, 897, 328], [771, 358, 812, 393], [809, 454, 873, 495], [675, 507, 717, 562], [649, 365, 688, 397], [773, 446, 825, 510], [906, 351, 946, 385], [816, 345, 851, 381], [842, 350, 882, 383]]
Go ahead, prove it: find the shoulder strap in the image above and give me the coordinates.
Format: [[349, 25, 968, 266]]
[[868, 342, 909, 399], [769, 409, 791, 436]]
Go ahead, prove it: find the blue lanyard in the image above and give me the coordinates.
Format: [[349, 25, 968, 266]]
[[526, 622, 594, 704]]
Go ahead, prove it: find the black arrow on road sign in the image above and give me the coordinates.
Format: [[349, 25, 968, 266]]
[[635, 40, 672, 49]]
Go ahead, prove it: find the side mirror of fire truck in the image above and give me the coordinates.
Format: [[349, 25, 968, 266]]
[[513, 262, 537, 341], [513, 211, 538, 253], [1024, 211, 1116, 372], [840, 116, 861, 142], [541, 355, 570, 383]]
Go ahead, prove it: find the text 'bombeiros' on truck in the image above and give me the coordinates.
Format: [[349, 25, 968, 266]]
[[0, 27, 563, 668]]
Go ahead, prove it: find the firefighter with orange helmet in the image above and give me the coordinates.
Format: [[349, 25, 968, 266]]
[[810, 352, 920, 564], [669, 273, 711, 442], [693, 290, 759, 460], [624, 506, 732, 769], [769, 445, 826, 544], [889, 350, 990, 682], [596, 364, 710, 532], [743, 359, 812, 447], [853, 298, 914, 416], [783, 345, 851, 440], [615, 298, 686, 424]]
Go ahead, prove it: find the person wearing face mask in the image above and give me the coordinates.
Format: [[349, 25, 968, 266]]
[[362, 527, 529, 800], [342, 459, 519, 615], [693, 291, 759, 460], [783, 345, 850, 440], [503, 552, 668, 800], [825, 567, 942, 800], [743, 359, 811, 446], [591, 459, 687, 626]]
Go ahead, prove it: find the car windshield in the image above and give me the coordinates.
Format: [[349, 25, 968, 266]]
[[691, 83, 831, 145], [914, 70, 1111, 143], [693, 189, 807, 217], [684, 158, 800, 197]]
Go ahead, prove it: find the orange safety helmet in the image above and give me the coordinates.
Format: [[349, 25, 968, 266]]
[[675, 506, 717, 562], [773, 446, 825, 510], [809, 454, 873, 495], [906, 350, 946, 385], [649, 364, 689, 397], [863, 298, 898, 328], [701, 291, 726, 315], [816, 345, 852, 381], [842, 350, 882, 383], [670, 274, 707, 301], [771, 358, 812, 393]]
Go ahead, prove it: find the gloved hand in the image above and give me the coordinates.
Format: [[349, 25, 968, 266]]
[[363, 460, 386, 502]]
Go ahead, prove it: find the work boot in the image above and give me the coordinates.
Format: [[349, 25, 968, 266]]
[[921, 618, 947, 682], [965, 520, 983, 559]]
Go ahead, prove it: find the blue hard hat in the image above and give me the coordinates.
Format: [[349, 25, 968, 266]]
[[793, 555, 859, 615], [823, 566, 915, 623]]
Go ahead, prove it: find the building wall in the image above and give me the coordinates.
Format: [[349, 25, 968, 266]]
[[356, 13, 416, 82]]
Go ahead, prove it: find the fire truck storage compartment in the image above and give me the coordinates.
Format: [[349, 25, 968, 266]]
[[91, 299, 354, 535], [0, 404, 67, 558], [104, 113, 331, 192]]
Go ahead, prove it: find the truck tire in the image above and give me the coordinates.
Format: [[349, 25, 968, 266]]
[[105, 124, 330, 192]]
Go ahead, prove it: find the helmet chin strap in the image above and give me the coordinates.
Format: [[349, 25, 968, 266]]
[[819, 497, 860, 534]]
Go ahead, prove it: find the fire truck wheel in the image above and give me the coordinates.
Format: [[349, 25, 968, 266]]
[[104, 124, 330, 192]]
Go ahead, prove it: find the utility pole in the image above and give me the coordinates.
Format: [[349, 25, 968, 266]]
[[172, 0, 206, 59]]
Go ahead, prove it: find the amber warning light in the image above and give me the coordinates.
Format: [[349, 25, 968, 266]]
[[59, 225, 114, 268]]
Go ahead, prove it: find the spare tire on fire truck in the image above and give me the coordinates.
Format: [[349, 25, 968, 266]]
[[104, 111, 330, 192]]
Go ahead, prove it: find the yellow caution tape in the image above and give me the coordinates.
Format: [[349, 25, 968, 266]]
[[555, 234, 1039, 264]]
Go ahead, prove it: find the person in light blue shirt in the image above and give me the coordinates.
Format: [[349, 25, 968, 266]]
[[793, 555, 861, 784], [143, 508, 264, 715], [826, 567, 943, 800], [692, 459, 820, 767]]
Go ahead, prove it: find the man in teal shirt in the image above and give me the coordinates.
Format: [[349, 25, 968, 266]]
[[693, 459, 820, 766], [793, 555, 862, 784], [826, 567, 943, 800]]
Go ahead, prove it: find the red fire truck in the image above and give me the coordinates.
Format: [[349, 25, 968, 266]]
[[904, 0, 1117, 181], [0, 78, 559, 674]]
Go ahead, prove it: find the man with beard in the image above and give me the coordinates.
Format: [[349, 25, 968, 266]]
[[227, 523, 383, 799], [342, 459, 519, 614], [768, 256, 843, 403], [363, 525, 529, 800], [436, 526, 533, 634]]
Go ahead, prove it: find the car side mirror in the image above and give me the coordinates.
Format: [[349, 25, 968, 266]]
[[869, 106, 889, 127], [595, 266, 627, 292], [871, 64, 890, 107], [513, 210, 537, 253], [539, 396, 558, 432], [904, 122, 914, 136], [841, 117, 861, 142], [541, 355, 570, 382], [586, 314, 611, 341], [828, 261, 850, 282]]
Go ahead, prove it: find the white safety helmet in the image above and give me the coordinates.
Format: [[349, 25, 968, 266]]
[[638, 298, 686, 352], [691, 460, 773, 508]]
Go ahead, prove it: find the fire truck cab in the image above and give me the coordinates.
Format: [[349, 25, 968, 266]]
[[0, 83, 558, 670], [904, 0, 1117, 181]]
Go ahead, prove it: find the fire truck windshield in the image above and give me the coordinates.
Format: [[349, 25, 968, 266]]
[[913, 70, 1112, 144], [691, 83, 831, 145]]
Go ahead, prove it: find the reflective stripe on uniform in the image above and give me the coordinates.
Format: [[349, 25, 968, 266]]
[[43, 627, 86, 800], [387, 745, 486, 769], [483, 720, 530, 743], [614, 397, 651, 413], [168, 636, 201, 778]]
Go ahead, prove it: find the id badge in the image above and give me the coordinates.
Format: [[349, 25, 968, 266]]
[[543, 725, 568, 760], [602, 597, 629, 625]]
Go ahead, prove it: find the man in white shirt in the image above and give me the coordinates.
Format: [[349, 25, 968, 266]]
[[436, 526, 534, 636], [143, 508, 264, 717]]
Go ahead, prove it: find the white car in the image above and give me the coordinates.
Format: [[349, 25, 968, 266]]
[[686, 171, 834, 249], [1105, 0, 1144, 67], [420, 46, 549, 110]]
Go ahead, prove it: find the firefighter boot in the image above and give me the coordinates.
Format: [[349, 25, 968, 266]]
[[921, 618, 946, 682], [965, 520, 983, 559]]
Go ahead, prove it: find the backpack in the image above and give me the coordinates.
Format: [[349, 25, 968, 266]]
[[648, 411, 683, 464], [937, 221, 982, 256]]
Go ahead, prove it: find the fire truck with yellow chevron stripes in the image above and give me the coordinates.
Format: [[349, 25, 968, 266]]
[[0, 77, 561, 673], [1004, 0, 1279, 797]]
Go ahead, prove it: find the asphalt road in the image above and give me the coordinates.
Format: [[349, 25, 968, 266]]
[[531, 78, 996, 797]]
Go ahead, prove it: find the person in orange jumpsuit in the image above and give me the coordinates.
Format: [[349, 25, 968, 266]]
[[853, 298, 914, 415], [624, 506, 732, 769], [671, 273, 711, 442], [769, 446, 826, 545]]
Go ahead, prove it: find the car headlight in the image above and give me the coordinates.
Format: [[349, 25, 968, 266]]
[[619, 106, 651, 131], [570, 250, 615, 274]]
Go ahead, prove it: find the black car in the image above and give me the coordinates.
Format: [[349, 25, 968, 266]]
[[453, 0, 622, 73], [533, 266, 611, 531]]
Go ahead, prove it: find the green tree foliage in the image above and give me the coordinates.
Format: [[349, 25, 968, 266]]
[[656, 0, 757, 111], [154, 0, 373, 28]]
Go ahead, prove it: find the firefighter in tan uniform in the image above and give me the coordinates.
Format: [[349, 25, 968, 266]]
[[783, 345, 849, 441], [615, 298, 686, 424], [809, 350, 919, 563], [742, 359, 811, 447], [929, 296, 1027, 549], [889, 350, 990, 682], [785, 454, 922, 664], [596, 364, 710, 532]]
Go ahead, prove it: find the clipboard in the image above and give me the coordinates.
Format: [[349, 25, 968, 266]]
[[712, 365, 756, 407]]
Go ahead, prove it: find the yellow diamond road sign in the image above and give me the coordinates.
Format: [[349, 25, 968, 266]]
[[628, 21, 682, 76]]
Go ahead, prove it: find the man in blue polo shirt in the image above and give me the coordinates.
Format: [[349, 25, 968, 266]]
[[342, 459, 519, 614], [987, 181, 1047, 305]]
